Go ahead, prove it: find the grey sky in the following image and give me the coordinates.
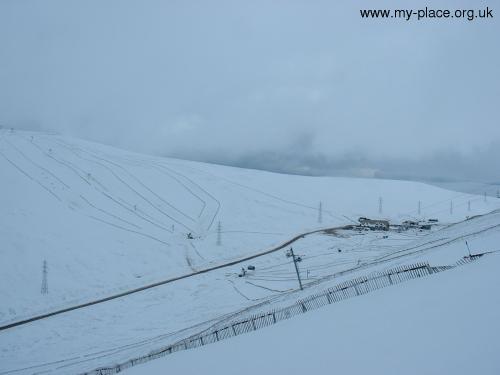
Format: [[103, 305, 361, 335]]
[[1, 0, 499, 183]]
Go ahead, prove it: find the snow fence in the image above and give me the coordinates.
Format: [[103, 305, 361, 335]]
[[82, 254, 483, 375]]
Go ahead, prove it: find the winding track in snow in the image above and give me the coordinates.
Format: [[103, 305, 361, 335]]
[[53, 139, 193, 232], [6, 134, 173, 243], [0, 225, 345, 332]]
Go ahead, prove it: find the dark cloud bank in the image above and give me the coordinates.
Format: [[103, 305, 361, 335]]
[[179, 138, 500, 185]]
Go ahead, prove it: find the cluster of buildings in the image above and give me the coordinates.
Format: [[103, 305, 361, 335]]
[[354, 217, 438, 232]]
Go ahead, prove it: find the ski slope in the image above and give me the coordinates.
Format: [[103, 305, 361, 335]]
[[1, 129, 500, 374]]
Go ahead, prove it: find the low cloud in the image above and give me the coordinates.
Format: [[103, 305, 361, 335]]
[[186, 139, 500, 185], [1, 0, 499, 184]]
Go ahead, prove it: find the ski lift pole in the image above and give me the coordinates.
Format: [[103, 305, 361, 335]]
[[289, 247, 303, 290], [465, 241, 472, 257]]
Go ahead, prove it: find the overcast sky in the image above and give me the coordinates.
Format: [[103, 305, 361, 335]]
[[1, 0, 499, 183]]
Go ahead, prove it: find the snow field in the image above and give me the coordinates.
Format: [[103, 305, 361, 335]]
[[1, 130, 500, 374]]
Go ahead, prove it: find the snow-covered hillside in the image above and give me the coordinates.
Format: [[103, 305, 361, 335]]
[[1, 129, 500, 375], [1, 130, 498, 322]]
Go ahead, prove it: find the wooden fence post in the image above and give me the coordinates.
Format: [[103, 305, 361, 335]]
[[326, 292, 332, 304], [301, 302, 307, 312], [353, 283, 360, 295]]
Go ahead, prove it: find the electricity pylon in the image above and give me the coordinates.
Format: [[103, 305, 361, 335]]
[[41, 260, 48, 295], [216, 221, 222, 246]]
